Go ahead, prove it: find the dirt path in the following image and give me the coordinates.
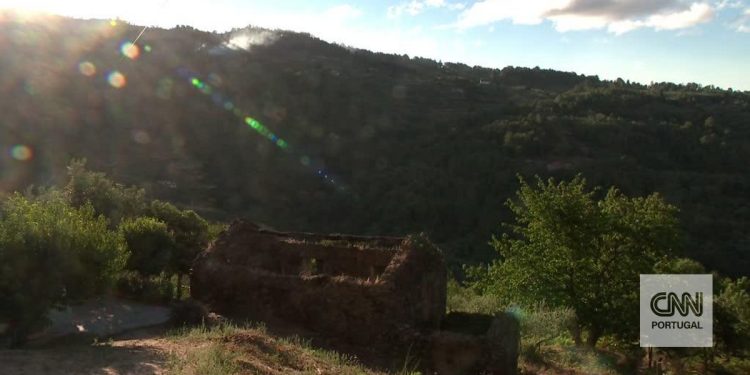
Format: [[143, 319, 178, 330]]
[[0, 332, 171, 375], [35, 298, 171, 341], [1, 298, 173, 375]]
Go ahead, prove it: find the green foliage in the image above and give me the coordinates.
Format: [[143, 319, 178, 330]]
[[446, 279, 504, 314], [167, 343, 241, 375], [1, 17, 750, 279], [147, 201, 209, 278], [468, 175, 680, 345], [654, 257, 706, 274], [207, 222, 227, 243], [115, 271, 176, 303], [119, 217, 175, 276], [0, 192, 126, 345], [715, 277, 750, 354], [64, 159, 146, 226]]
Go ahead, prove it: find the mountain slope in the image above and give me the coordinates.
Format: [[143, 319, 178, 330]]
[[1, 12, 749, 276]]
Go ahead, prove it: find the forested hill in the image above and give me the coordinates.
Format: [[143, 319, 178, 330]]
[[1, 12, 749, 276]]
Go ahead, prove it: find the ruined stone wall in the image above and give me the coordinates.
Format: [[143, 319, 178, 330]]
[[191, 220, 447, 344]]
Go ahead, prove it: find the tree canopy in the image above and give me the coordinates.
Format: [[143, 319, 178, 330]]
[[468, 175, 680, 345]]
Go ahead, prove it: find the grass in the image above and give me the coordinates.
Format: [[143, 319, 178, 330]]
[[165, 323, 387, 374], [447, 280, 635, 374], [167, 343, 242, 375]]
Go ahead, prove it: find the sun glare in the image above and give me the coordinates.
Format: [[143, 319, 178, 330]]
[[0, 1, 96, 20]]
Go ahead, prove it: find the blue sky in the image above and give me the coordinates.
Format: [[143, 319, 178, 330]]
[[3, 0, 750, 90]]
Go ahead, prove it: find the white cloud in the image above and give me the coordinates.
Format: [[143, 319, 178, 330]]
[[455, 0, 569, 27], [646, 3, 713, 30], [736, 7, 750, 31], [387, 0, 465, 18], [454, 0, 717, 34], [716, 0, 744, 10]]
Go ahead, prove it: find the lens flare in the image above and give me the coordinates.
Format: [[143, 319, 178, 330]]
[[179, 70, 345, 190], [109, 19, 118, 27], [107, 71, 126, 88], [120, 42, 140, 60], [144, 45, 152, 53], [78, 61, 96, 77], [10, 145, 33, 161]]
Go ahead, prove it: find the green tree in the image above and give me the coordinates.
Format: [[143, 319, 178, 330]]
[[64, 159, 146, 226], [468, 175, 679, 346], [715, 277, 750, 355], [147, 201, 208, 298], [119, 217, 175, 277], [0, 192, 126, 346]]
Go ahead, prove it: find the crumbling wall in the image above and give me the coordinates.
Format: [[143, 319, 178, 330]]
[[427, 312, 520, 375], [191, 220, 447, 344]]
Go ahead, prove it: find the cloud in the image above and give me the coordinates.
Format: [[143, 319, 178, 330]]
[[716, 0, 745, 10], [736, 8, 750, 31], [387, 0, 465, 18], [454, 0, 716, 34]]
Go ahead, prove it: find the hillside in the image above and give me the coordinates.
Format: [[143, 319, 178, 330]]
[[1, 11, 749, 276]]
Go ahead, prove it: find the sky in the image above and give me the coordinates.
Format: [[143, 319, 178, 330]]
[[2, 0, 749, 90]]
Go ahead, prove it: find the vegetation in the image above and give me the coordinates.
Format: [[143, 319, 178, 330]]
[[460, 176, 750, 373], [468, 175, 680, 346], [119, 217, 175, 276], [1, 15, 748, 278], [0, 191, 127, 346], [0, 162, 212, 346], [167, 323, 384, 375], [64, 159, 146, 227], [147, 200, 209, 298], [0, 12, 748, 373]]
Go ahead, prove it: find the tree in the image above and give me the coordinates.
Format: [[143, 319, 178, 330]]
[[64, 159, 146, 226], [119, 217, 175, 277], [468, 175, 679, 346], [715, 277, 750, 355], [147, 200, 208, 298], [0, 192, 126, 346]]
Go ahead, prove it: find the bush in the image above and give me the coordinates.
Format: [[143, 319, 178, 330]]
[[116, 271, 175, 303], [0, 192, 126, 346], [64, 159, 146, 226], [119, 217, 175, 276], [148, 200, 209, 298]]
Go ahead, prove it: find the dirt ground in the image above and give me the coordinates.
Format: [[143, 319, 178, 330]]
[[1, 298, 172, 375], [0, 329, 172, 375]]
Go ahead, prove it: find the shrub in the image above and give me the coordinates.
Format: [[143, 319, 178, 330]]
[[119, 217, 175, 276], [148, 200, 209, 298], [116, 271, 175, 303], [64, 159, 146, 226], [0, 192, 126, 346]]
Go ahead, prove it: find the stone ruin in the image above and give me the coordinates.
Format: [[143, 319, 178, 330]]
[[191, 220, 519, 374]]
